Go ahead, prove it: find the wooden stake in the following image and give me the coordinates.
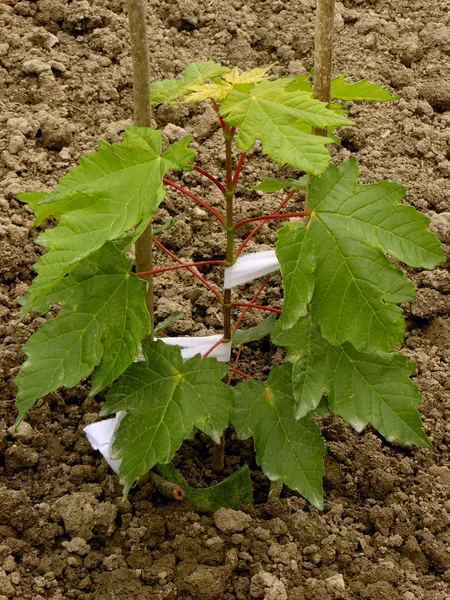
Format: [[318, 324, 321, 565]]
[[148, 470, 186, 501], [313, 0, 336, 135], [127, 0, 154, 333], [306, 0, 336, 213]]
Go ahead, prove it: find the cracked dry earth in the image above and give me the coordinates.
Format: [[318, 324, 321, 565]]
[[1, 0, 450, 598]]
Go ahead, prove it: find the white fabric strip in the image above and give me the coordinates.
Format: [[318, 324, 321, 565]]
[[224, 250, 280, 289], [136, 335, 232, 362], [84, 411, 126, 474]]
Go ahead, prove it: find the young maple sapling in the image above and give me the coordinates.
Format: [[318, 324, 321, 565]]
[[13, 0, 445, 510]]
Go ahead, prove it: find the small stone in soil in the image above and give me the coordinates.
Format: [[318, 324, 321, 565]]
[[183, 565, 230, 600], [250, 570, 288, 600], [62, 537, 91, 556], [7, 421, 33, 442], [5, 444, 39, 470], [214, 507, 252, 534]]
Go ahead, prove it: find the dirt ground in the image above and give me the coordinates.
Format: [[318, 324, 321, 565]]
[[1, 0, 450, 598]]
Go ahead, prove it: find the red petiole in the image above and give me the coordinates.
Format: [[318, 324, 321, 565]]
[[137, 260, 226, 277], [229, 368, 254, 381], [235, 189, 296, 256], [211, 98, 227, 131], [194, 166, 226, 194], [235, 211, 311, 229], [163, 177, 225, 224], [232, 276, 272, 335], [233, 153, 247, 186], [202, 337, 224, 359], [152, 236, 222, 301], [232, 302, 282, 315]]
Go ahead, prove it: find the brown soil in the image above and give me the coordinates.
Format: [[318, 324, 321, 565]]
[[1, 0, 450, 598]]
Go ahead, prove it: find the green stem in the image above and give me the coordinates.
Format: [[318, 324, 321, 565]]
[[213, 122, 237, 475], [127, 0, 154, 335], [211, 433, 226, 474], [223, 126, 236, 343], [268, 480, 284, 501]]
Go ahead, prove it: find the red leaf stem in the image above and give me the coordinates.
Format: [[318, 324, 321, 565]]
[[152, 236, 223, 301], [137, 260, 226, 277], [232, 153, 247, 187], [194, 166, 226, 194], [232, 302, 282, 315], [202, 337, 224, 359], [211, 98, 227, 131], [235, 211, 311, 229], [235, 189, 296, 256], [229, 368, 254, 381], [211, 98, 220, 112], [163, 177, 225, 224], [232, 276, 272, 335]]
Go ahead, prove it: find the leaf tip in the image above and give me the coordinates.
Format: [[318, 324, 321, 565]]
[[311, 496, 324, 511]]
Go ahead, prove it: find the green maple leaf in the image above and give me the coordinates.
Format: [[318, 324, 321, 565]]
[[14, 243, 150, 424], [275, 222, 315, 330], [329, 343, 431, 447], [284, 73, 311, 93], [17, 127, 196, 316], [271, 315, 431, 448], [276, 158, 445, 352], [101, 341, 232, 495], [155, 463, 254, 512], [231, 363, 326, 509], [219, 78, 352, 175], [154, 311, 182, 335], [151, 61, 231, 105], [252, 176, 307, 193], [330, 75, 399, 101], [271, 316, 333, 420], [232, 313, 277, 345], [152, 214, 185, 235], [286, 73, 398, 102], [17, 191, 47, 216]]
